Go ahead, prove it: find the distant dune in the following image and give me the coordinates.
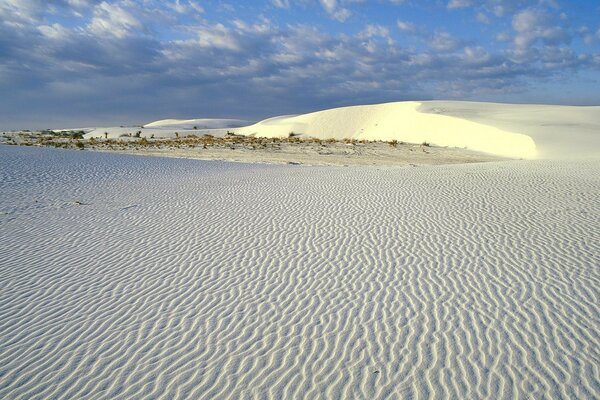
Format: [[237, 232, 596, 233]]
[[143, 118, 249, 130]]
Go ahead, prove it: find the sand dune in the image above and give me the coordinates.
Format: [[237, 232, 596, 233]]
[[143, 118, 249, 129], [234, 102, 539, 159], [1, 146, 598, 399], [133, 101, 598, 160]]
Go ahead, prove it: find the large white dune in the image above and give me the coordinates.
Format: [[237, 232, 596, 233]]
[[233, 101, 600, 159]]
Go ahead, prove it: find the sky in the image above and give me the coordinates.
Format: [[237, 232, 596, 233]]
[[1, 0, 599, 129]]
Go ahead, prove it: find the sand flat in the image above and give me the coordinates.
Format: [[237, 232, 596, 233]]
[[0, 146, 598, 399]]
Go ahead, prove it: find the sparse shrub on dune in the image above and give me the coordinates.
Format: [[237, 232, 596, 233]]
[[71, 131, 85, 140]]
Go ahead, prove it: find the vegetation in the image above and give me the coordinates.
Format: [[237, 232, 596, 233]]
[[3, 129, 436, 155]]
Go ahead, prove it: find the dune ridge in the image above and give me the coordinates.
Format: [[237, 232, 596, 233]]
[[1, 146, 598, 399]]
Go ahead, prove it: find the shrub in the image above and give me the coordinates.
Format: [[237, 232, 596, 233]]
[[75, 141, 85, 149], [71, 131, 85, 139], [422, 141, 430, 147]]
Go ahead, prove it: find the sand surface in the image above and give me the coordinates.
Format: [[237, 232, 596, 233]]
[[89, 140, 506, 167], [1, 146, 598, 399]]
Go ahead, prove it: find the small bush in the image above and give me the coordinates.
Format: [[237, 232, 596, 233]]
[[75, 141, 85, 149], [71, 131, 85, 139], [422, 141, 430, 147]]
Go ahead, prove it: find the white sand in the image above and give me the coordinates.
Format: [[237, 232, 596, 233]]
[[234, 102, 538, 159], [0, 144, 598, 399], [81, 101, 600, 161]]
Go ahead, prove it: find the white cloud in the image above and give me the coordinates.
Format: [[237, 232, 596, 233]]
[[319, 0, 351, 22], [430, 31, 462, 51], [397, 20, 416, 33], [463, 46, 491, 64], [195, 23, 240, 51], [448, 0, 473, 9], [171, 0, 204, 14], [359, 24, 390, 39], [233, 19, 273, 35], [88, 2, 142, 39], [38, 23, 70, 40], [271, 0, 290, 8], [0, 0, 44, 26], [512, 8, 570, 50]]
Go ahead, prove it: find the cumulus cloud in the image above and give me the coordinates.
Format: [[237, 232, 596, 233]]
[[512, 8, 570, 50]]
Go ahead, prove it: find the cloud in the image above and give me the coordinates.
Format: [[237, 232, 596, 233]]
[[171, 0, 204, 14], [430, 31, 462, 51], [271, 0, 290, 8], [397, 20, 416, 33], [448, 0, 473, 10], [318, 0, 351, 22], [88, 1, 143, 39], [512, 8, 570, 51]]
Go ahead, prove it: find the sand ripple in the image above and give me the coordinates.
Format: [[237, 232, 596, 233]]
[[0, 147, 598, 399]]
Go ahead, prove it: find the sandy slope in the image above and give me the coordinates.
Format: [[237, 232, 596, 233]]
[[418, 101, 600, 159], [234, 102, 539, 159], [1, 146, 598, 399]]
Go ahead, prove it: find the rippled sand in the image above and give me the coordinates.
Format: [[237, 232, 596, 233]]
[[0, 146, 598, 399]]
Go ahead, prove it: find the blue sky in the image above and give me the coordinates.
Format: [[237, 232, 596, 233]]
[[1, 0, 599, 129]]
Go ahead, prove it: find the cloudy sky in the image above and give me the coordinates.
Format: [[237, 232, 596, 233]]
[[1, 0, 599, 129]]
